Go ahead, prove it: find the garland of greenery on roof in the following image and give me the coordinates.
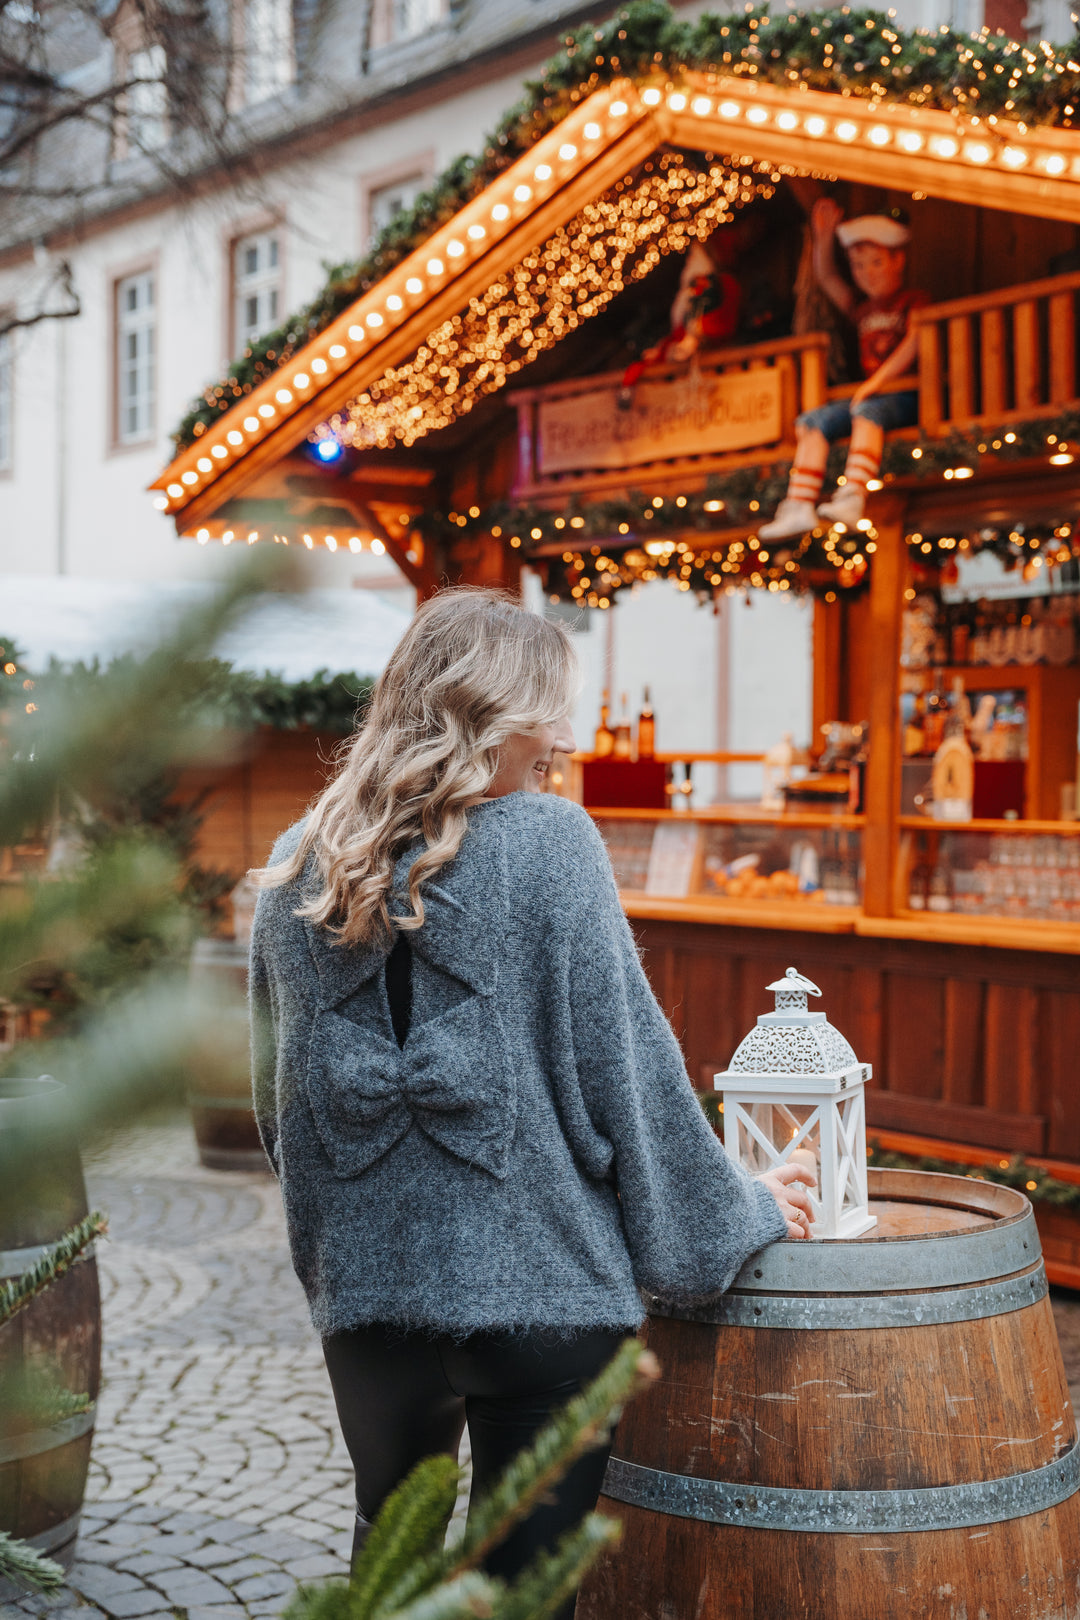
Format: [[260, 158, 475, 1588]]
[[173, 0, 1080, 451]]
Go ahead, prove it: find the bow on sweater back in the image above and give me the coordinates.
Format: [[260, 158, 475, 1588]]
[[249, 793, 786, 1338]]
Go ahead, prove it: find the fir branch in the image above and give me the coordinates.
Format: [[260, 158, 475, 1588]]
[[491, 1514, 620, 1620], [0, 1364, 93, 1428], [388, 1340, 655, 1612], [448, 1341, 652, 1575], [0, 1530, 65, 1594], [0, 1212, 106, 1328], [389, 1573, 498, 1620], [354, 1453, 462, 1618]]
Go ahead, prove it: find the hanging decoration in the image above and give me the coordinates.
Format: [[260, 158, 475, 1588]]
[[172, 1, 1080, 451]]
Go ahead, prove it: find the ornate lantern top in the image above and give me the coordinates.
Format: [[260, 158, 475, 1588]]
[[725, 966, 861, 1080]]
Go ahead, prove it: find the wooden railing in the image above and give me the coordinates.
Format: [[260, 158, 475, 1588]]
[[913, 270, 1080, 436]]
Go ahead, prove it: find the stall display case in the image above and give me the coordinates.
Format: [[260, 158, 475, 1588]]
[[592, 808, 864, 929]]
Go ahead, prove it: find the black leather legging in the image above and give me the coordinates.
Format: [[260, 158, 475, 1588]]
[[322, 1323, 628, 1619]]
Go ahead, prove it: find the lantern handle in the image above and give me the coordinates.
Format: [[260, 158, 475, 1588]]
[[765, 966, 822, 997]]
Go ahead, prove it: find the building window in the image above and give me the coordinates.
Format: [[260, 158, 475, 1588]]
[[126, 43, 168, 152], [241, 0, 293, 103], [0, 329, 12, 473], [368, 175, 427, 247], [233, 230, 281, 350], [115, 269, 156, 445]]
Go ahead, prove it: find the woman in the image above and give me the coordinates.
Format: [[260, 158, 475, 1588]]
[[249, 588, 812, 1608]]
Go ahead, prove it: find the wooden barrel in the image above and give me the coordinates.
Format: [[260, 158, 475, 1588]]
[[0, 1078, 101, 1581], [578, 1168, 1080, 1620], [188, 938, 266, 1171]]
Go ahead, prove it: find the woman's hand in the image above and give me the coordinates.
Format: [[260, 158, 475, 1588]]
[[757, 1161, 817, 1240]]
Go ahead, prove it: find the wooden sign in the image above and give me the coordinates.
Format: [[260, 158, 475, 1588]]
[[537, 366, 783, 475]]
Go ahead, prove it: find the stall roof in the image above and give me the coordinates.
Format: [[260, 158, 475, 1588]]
[[153, 67, 1080, 540], [1, 575, 410, 681]]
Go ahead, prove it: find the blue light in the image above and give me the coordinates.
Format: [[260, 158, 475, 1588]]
[[316, 438, 342, 462]]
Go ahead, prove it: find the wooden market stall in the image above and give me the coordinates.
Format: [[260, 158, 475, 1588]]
[[155, 14, 1080, 1274]]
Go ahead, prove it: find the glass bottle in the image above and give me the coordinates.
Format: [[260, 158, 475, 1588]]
[[594, 692, 615, 758], [612, 691, 633, 760], [637, 686, 656, 760]]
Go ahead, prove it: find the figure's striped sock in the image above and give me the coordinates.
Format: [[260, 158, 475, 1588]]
[[840, 449, 879, 497], [787, 464, 825, 506]]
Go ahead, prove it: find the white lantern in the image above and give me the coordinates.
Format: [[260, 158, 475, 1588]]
[[714, 966, 876, 1239]]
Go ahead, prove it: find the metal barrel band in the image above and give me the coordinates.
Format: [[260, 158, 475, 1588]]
[[730, 1207, 1039, 1295], [23, 1509, 82, 1555], [0, 1241, 96, 1277], [0, 1407, 97, 1465], [603, 1444, 1080, 1534], [645, 1264, 1048, 1331]]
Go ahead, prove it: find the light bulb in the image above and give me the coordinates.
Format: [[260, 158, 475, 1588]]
[[836, 121, 858, 140], [559, 143, 578, 160], [258, 402, 276, 416], [366, 312, 384, 327], [668, 93, 687, 111], [806, 116, 827, 136], [491, 204, 509, 221], [311, 358, 327, 373], [427, 257, 445, 275], [211, 444, 228, 458], [746, 106, 768, 124], [276, 388, 293, 404], [868, 125, 890, 145], [197, 457, 212, 472], [513, 185, 531, 202], [405, 278, 423, 293], [641, 88, 662, 106], [447, 239, 465, 256], [584, 122, 601, 139], [609, 100, 628, 116], [293, 373, 310, 388], [386, 294, 403, 309], [777, 111, 798, 130], [534, 164, 552, 181], [692, 96, 712, 115]]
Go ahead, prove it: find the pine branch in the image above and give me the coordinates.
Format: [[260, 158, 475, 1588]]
[[351, 1453, 461, 1618], [0, 1530, 65, 1594], [0, 1212, 106, 1327], [491, 1514, 620, 1620], [447, 1341, 654, 1577], [384, 1340, 656, 1612], [389, 1573, 498, 1620]]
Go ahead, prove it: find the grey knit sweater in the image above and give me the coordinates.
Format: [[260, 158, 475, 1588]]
[[249, 793, 786, 1338]]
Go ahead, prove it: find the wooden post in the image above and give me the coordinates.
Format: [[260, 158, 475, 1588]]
[[981, 307, 1006, 417], [861, 499, 907, 918], [947, 315, 974, 422], [1014, 299, 1040, 412], [916, 319, 942, 435], [1049, 291, 1076, 406], [812, 596, 842, 741]]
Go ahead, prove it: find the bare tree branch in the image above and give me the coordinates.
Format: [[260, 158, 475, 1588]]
[[0, 258, 79, 336]]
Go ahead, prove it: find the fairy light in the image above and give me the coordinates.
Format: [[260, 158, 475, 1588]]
[[641, 87, 662, 106], [332, 155, 773, 452], [311, 358, 328, 374], [609, 100, 628, 117], [776, 110, 798, 130], [386, 295, 404, 309], [836, 120, 858, 140], [805, 116, 827, 135]]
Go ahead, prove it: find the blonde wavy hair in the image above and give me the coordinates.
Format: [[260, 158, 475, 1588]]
[[257, 587, 579, 946]]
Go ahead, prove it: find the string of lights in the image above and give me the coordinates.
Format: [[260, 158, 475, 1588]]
[[169, 3, 1080, 453], [317, 155, 776, 454]]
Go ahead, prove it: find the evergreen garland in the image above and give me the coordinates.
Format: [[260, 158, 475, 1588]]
[[0, 1211, 106, 1327], [172, 0, 1080, 452], [868, 1141, 1080, 1211]]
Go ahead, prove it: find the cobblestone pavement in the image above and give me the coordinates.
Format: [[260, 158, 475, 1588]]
[[4, 1116, 374, 1620], [6, 1115, 1080, 1618]]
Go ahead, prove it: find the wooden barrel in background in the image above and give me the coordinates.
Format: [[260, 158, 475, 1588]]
[[188, 938, 266, 1172], [578, 1169, 1080, 1620], [0, 1078, 101, 1582]]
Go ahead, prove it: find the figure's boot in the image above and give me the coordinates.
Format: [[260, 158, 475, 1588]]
[[758, 498, 819, 540], [816, 484, 866, 527], [759, 461, 825, 541], [817, 446, 878, 527]]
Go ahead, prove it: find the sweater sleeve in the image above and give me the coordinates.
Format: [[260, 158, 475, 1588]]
[[249, 905, 281, 1177], [564, 820, 787, 1302]]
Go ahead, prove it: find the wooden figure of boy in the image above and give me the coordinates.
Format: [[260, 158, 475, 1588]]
[[760, 201, 927, 540]]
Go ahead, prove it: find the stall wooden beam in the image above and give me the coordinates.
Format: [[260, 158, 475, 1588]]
[[860, 499, 907, 917]]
